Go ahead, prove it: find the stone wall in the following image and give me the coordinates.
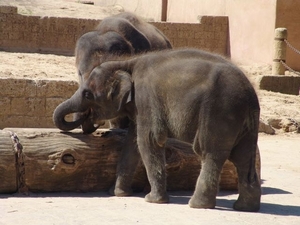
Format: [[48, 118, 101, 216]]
[[0, 6, 229, 56], [0, 78, 78, 129], [0, 6, 99, 55], [258, 75, 300, 96], [0, 6, 228, 128]]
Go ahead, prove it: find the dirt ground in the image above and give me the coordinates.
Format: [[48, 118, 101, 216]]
[[0, 1, 300, 224]]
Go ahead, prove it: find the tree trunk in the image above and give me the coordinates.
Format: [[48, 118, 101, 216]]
[[0, 128, 261, 194]]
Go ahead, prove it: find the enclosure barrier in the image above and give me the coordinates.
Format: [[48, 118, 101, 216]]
[[272, 28, 300, 75]]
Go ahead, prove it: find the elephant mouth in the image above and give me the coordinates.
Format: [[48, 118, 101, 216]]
[[53, 88, 106, 134], [80, 108, 106, 134]]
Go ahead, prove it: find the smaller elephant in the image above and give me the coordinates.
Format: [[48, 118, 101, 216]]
[[53, 48, 261, 211]]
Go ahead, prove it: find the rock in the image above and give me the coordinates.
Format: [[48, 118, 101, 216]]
[[280, 118, 300, 133], [259, 120, 275, 134]]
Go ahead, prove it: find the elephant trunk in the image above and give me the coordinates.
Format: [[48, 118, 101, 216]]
[[53, 89, 88, 131]]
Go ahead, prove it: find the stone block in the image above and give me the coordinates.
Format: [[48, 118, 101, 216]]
[[187, 38, 205, 48], [10, 97, 45, 116], [8, 31, 23, 40], [0, 32, 9, 40], [177, 30, 195, 39], [44, 116, 56, 128], [0, 97, 11, 115], [257, 75, 300, 95], [46, 97, 67, 117], [172, 38, 188, 47], [0, 6, 17, 14], [0, 14, 7, 23], [45, 80, 78, 98], [27, 16, 41, 27], [0, 78, 26, 97], [35, 80, 48, 97]]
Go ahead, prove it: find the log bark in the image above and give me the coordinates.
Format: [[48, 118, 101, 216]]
[[0, 128, 261, 194], [0, 130, 17, 193]]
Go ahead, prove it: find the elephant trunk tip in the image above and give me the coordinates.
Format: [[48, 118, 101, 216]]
[[53, 101, 84, 132]]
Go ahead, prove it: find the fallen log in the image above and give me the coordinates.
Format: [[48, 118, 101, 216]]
[[0, 128, 261, 194]]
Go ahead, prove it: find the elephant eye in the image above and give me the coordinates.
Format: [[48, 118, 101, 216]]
[[83, 90, 94, 100]]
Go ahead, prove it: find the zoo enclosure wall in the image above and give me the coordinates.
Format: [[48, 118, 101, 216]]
[[0, 6, 228, 129], [0, 6, 229, 56]]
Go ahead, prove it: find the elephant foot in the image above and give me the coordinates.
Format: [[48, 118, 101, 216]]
[[188, 195, 216, 209], [233, 198, 260, 212], [145, 192, 169, 204], [233, 182, 261, 212], [108, 185, 133, 197]]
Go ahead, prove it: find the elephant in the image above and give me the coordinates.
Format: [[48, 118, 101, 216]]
[[74, 12, 172, 133], [75, 12, 172, 83], [53, 48, 261, 212]]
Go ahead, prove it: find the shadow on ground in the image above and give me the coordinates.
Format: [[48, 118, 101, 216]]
[[1, 186, 298, 217], [169, 187, 299, 216]]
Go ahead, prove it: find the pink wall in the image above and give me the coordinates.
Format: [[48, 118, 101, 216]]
[[167, 0, 277, 66], [225, 0, 276, 65]]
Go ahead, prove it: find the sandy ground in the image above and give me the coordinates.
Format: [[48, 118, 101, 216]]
[[0, 0, 124, 20], [1, 133, 299, 224], [0, 1, 300, 224]]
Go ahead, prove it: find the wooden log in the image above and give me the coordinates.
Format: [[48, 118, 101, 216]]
[[0, 128, 261, 194], [0, 130, 17, 193]]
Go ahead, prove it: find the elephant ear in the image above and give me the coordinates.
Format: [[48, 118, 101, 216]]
[[106, 32, 134, 55], [108, 70, 133, 112], [119, 22, 151, 53], [97, 18, 151, 53]]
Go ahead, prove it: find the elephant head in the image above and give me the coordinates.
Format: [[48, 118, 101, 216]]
[[53, 67, 133, 133], [70, 12, 171, 133], [75, 31, 134, 83]]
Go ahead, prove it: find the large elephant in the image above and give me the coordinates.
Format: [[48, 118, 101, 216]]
[[76, 12, 172, 83], [74, 12, 172, 133], [53, 48, 261, 212]]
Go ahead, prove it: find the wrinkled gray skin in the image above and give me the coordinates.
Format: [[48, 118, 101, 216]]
[[53, 48, 261, 212], [74, 12, 172, 133]]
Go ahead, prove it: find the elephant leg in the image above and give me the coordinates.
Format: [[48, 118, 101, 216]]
[[189, 129, 232, 209], [111, 122, 140, 196], [136, 128, 169, 203], [189, 155, 228, 209], [230, 134, 261, 212]]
